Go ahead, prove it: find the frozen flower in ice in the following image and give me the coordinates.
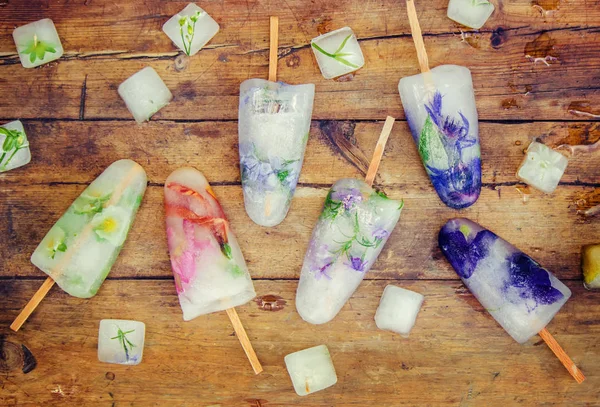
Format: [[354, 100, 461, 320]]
[[91, 206, 131, 246]]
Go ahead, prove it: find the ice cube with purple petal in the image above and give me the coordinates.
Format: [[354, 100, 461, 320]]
[[447, 0, 495, 29], [239, 79, 315, 227], [295, 179, 403, 325], [439, 218, 571, 344], [285, 345, 337, 396], [98, 319, 145, 365], [375, 285, 424, 337], [399, 65, 482, 209]]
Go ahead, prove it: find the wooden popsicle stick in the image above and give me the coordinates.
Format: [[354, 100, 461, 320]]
[[365, 116, 395, 187], [10, 164, 145, 332], [406, 0, 430, 74], [268, 16, 279, 82], [10, 277, 55, 331], [226, 307, 263, 374], [538, 328, 585, 383]]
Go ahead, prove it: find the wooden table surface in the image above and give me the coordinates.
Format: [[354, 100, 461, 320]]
[[1, 0, 599, 406]]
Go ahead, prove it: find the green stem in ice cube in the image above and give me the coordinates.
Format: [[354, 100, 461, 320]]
[[111, 327, 136, 362], [178, 11, 204, 56], [311, 34, 359, 68], [0, 127, 28, 170]]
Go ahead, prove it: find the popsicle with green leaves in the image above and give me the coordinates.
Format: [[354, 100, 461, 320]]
[[11, 160, 147, 331]]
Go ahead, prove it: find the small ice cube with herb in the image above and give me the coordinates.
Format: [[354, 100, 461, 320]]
[[311, 27, 364, 79], [375, 285, 424, 337], [285, 345, 337, 396], [118, 67, 173, 123], [162, 3, 219, 56], [582, 244, 600, 290], [13, 18, 63, 68], [516, 141, 568, 194], [447, 0, 495, 30], [98, 319, 145, 365], [0, 120, 30, 173]]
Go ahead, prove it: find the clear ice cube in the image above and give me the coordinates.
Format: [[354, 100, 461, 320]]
[[162, 3, 220, 56], [311, 27, 364, 79], [0, 120, 31, 172], [284, 345, 337, 396], [516, 141, 568, 194], [375, 285, 424, 337], [118, 67, 173, 123], [447, 0, 495, 30], [98, 319, 145, 365], [13, 18, 64, 68]]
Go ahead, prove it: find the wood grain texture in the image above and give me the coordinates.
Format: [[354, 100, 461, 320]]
[[0, 280, 598, 407], [1, 0, 599, 405], [0, 2, 598, 120]]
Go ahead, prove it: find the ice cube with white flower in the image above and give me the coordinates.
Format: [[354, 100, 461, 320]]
[[239, 79, 315, 227], [0, 120, 30, 173], [13, 18, 64, 68], [162, 3, 220, 56], [375, 285, 424, 337], [447, 0, 495, 29], [311, 27, 364, 79], [118, 67, 173, 123], [98, 319, 145, 365], [285, 345, 337, 396], [516, 141, 568, 194]]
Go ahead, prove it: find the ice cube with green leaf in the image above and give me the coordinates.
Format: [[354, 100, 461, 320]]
[[31, 159, 147, 298], [311, 27, 365, 79], [162, 3, 220, 57], [13, 19, 63, 68], [98, 319, 145, 365], [0, 120, 30, 173]]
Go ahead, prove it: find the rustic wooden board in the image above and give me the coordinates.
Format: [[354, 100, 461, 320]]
[[0, 1, 599, 120], [1, 280, 599, 407], [1, 0, 599, 405]]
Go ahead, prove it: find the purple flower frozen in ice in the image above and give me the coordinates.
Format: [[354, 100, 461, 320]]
[[427, 157, 481, 209], [347, 256, 368, 273], [438, 225, 497, 279], [314, 261, 333, 280], [331, 187, 363, 211], [505, 252, 564, 308], [424, 92, 474, 151], [372, 228, 389, 241], [240, 143, 274, 185]]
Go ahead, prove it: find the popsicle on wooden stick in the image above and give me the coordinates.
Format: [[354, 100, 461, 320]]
[[399, 0, 482, 209], [11, 160, 147, 331], [164, 167, 262, 374], [238, 16, 315, 227], [439, 218, 585, 383], [296, 117, 402, 325]]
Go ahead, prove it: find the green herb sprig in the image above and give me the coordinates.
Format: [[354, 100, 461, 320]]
[[111, 327, 136, 362], [178, 11, 204, 56], [311, 34, 359, 68], [20, 34, 57, 64], [0, 127, 28, 171]]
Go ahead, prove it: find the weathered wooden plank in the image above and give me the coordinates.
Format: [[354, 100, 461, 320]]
[[1, 25, 598, 120], [1, 0, 598, 54], [0, 120, 597, 186], [1, 182, 597, 280], [0, 280, 598, 406]]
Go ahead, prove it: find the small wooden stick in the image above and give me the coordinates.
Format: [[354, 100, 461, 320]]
[[10, 277, 55, 332], [406, 0, 430, 74], [538, 328, 585, 383], [268, 16, 279, 82], [226, 308, 263, 374], [365, 116, 395, 187]]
